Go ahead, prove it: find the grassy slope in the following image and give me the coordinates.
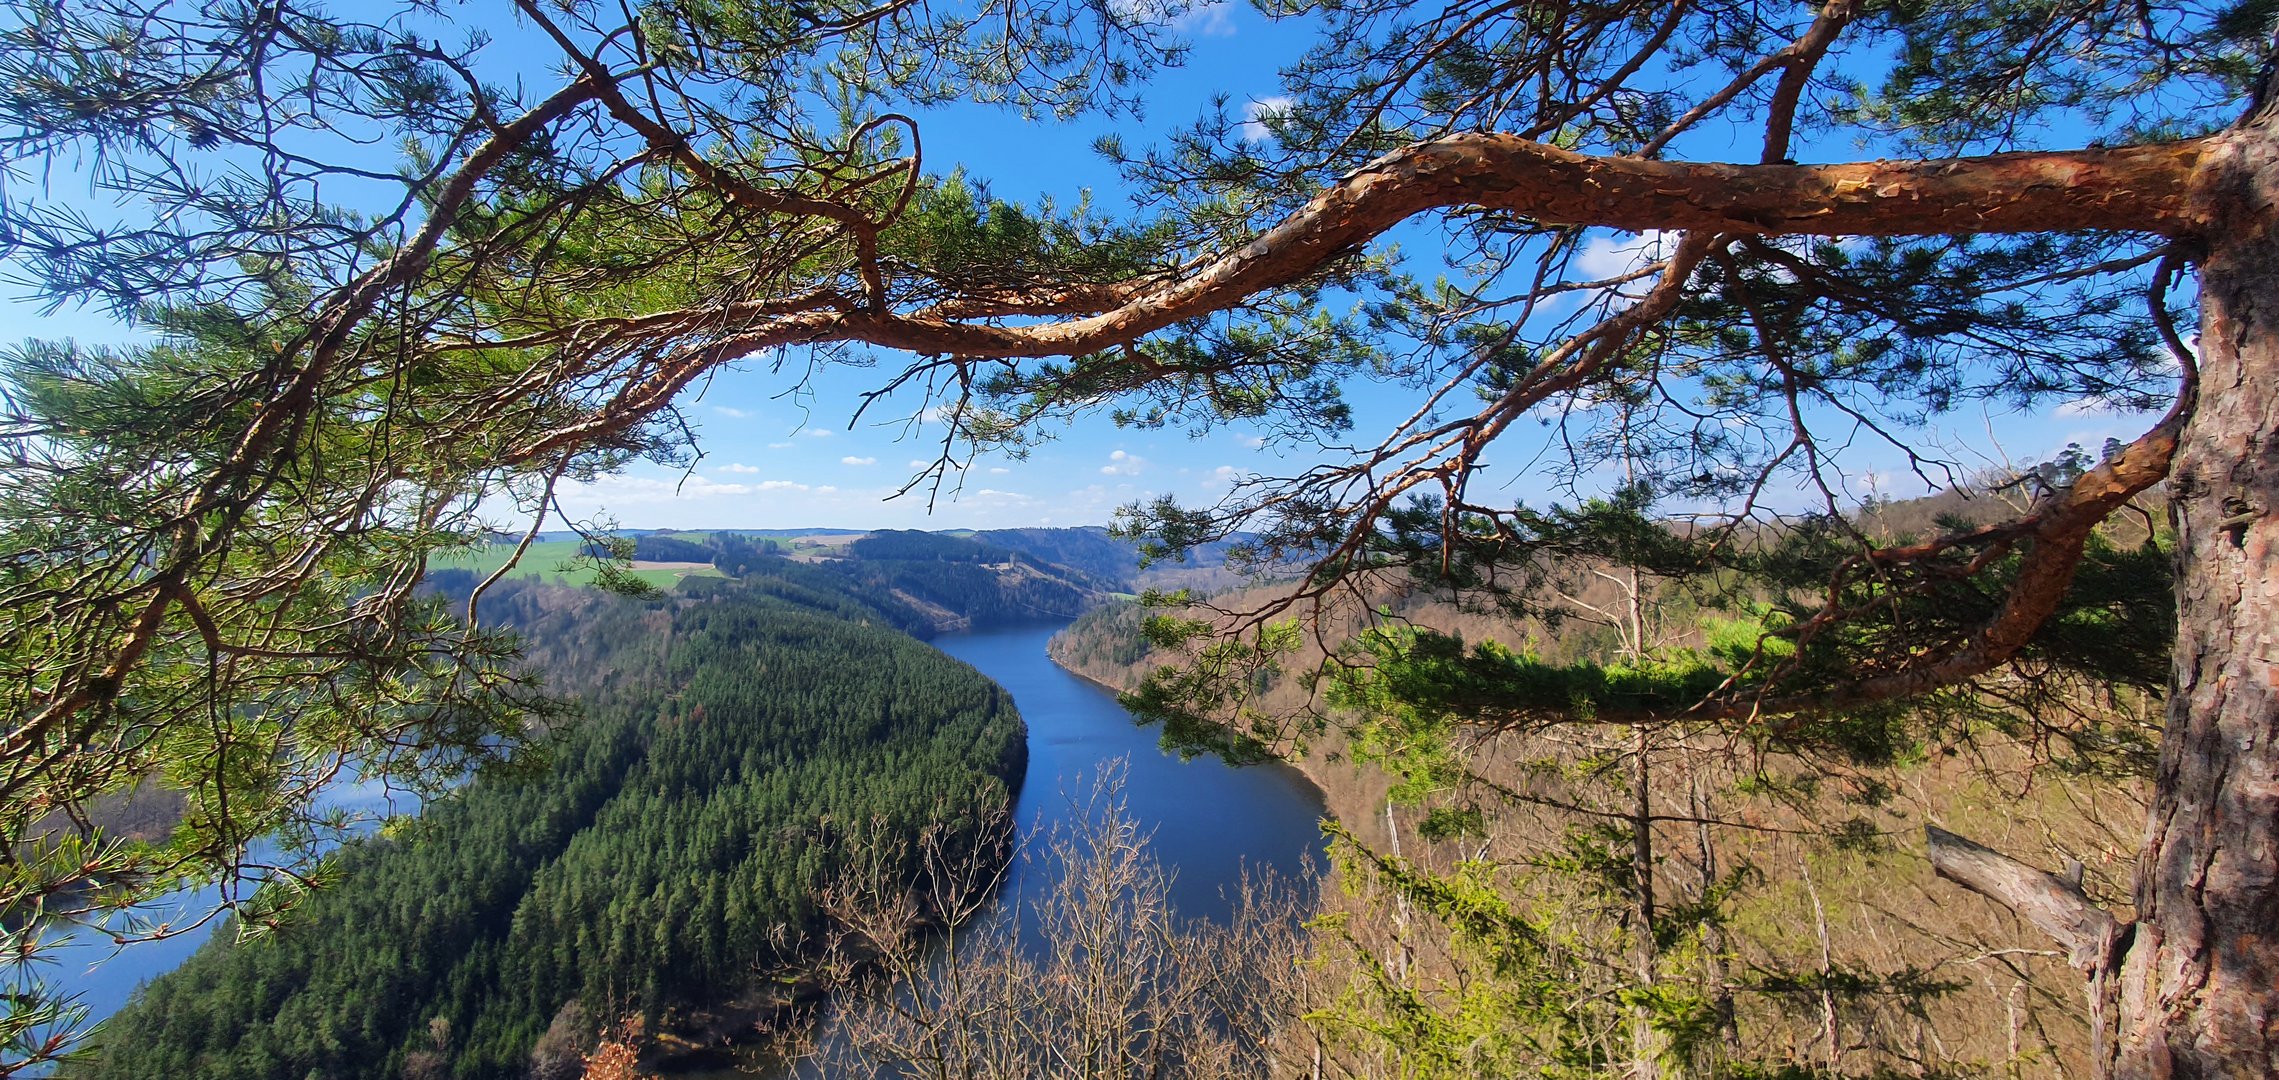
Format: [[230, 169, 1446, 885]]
[[432, 539, 726, 590]]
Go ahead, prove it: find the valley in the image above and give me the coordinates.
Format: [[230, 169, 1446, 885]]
[[51, 526, 1325, 1079]]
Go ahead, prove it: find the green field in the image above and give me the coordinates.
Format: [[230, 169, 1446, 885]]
[[431, 539, 726, 591]]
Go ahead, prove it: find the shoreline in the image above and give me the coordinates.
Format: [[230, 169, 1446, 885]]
[[1040, 641, 1339, 814]]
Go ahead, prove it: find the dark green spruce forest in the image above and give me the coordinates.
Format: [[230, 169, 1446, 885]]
[[72, 555, 1034, 1080]]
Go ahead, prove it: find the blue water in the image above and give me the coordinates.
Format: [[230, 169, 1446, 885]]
[[932, 622, 1328, 925], [750, 621, 1330, 1079], [37, 619, 1330, 1068], [34, 777, 419, 1062]]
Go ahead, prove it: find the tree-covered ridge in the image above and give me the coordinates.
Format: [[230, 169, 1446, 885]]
[[715, 530, 1099, 627], [626, 533, 727, 563], [969, 527, 1254, 594], [72, 587, 1024, 1080], [850, 529, 1026, 565], [2, 0, 2274, 1070], [440, 525, 1117, 637]]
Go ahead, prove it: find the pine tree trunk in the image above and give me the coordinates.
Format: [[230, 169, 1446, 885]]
[[2111, 103, 2279, 1079], [1631, 733, 1667, 1080]]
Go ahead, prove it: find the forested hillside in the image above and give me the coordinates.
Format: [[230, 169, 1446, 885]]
[[1047, 488, 2167, 1077], [75, 582, 1025, 1080], [449, 527, 1118, 634], [970, 527, 1252, 594]]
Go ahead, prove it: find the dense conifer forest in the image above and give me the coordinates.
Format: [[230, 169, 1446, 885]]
[[72, 579, 1026, 1080], [834, 530, 1105, 623]]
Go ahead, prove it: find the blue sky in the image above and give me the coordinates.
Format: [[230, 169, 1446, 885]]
[[2, 3, 2168, 533], [568, 2, 1345, 531]]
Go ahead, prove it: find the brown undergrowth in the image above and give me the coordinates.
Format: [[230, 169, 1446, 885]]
[[1049, 575, 2152, 1078]]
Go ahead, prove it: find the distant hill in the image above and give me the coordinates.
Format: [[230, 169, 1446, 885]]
[[969, 526, 1256, 593], [526, 528, 869, 543], [966, 527, 1142, 584], [825, 530, 1107, 628], [452, 525, 1272, 624]]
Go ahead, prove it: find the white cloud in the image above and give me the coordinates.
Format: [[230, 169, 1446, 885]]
[[1575, 229, 1680, 281], [716, 463, 760, 474], [842, 456, 877, 466], [558, 473, 759, 505], [1181, 1, 1235, 35], [1234, 432, 1266, 450], [767, 442, 794, 449], [988, 466, 1011, 475], [908, 459, 933, 469], [1240, 96, 1293, 143], [1107, 0, 1234, 33], [1100, 449, 1148, 476], [530, 467, 1086, 532], [1203, 464, 1243, 489], [2054, 396, 2156, 418], [712, 406, 753, 419], [805, 429, 834, 438]]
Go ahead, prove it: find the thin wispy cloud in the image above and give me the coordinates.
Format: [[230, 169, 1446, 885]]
[[1106, 0, 1234, 34], [558, 473, 760, 505], [1182, 2, 1235, 35], [1240, 96, 1292, 143]]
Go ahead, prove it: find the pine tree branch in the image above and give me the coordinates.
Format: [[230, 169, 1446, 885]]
[[515, 133, 2209, 383], [1925, 825, 2120, 972]]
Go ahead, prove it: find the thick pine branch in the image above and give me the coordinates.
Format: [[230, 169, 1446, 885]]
[[1926, 825, 2119, 971], [495, 136, 2207, 465]]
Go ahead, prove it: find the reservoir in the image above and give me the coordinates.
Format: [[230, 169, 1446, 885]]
[[43, 617, 1330, 1069], [935, 620, 1329, 928], [755, 620, 1331, 1078]]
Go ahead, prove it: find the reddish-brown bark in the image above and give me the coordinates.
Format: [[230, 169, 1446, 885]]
[[2106, 106, 2279, 1080], [489, 136, 2212, 471], [1923, 102, 2279, 1080], [471, 136, 2209, 377]]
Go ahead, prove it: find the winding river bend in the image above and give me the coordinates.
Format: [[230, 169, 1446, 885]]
[[938, 621, 1328, 926], [745, 621, 1330, 1078], [46, 619, 1329, 1070]]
